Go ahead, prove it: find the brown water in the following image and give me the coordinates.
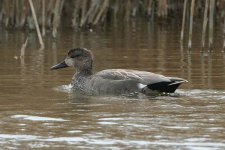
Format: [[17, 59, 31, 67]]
[[0, 21, 225, 149]]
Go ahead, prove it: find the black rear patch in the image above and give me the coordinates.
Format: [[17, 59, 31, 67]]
[[147, 81, 181, 93]]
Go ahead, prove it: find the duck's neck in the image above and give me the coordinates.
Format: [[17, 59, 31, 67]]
[[76, 69, 92, 76], [72, 69, 92, 86], [75, 60, 93, 77]]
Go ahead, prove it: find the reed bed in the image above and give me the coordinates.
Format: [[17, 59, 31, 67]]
[[0, 0, 184, 29], [2, 0, 221, 29], [0, 0, 224, 50]]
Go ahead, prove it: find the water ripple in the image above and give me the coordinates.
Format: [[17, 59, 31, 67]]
[[11, 115, 68, 122], [0, 134, 225, 149]]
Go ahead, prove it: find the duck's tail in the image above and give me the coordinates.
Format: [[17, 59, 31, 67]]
[[147, 77, 188, 93]]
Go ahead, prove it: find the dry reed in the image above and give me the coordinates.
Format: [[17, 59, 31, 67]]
[[0, 0, 224, 50], [1, 0, 222, 30], [188, 0, 195, 50], [201, 0, 209, 50], [208, 0, 215, 51]]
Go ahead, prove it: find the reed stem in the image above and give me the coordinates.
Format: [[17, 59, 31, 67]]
[[209, 0, 215, 51], [223, 16, 225, 51], [29, 0, 44, 50], [42, 0, 45, 36], [20, 38, 28, 58], [181, 0, 188, 41], [201, 0, 209, 50], [188, 0, 195, 50]]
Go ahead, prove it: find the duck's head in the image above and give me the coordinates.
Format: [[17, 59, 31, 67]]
[[51, 48, 93, 73]]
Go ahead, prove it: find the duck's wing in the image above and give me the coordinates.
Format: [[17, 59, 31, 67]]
[[95, 69, 187, 93], [95, 69, 170, 84]]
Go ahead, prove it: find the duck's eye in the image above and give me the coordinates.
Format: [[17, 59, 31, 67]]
[[71, 54, 81, 58]]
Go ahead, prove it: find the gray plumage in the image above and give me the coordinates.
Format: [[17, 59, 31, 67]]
[[51, 48, 187, 96]]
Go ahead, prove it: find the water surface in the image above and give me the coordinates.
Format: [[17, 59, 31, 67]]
[[0, 22, 225, 149]]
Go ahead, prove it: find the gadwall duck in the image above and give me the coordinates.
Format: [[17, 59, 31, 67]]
[[51, 48, 187, 96]]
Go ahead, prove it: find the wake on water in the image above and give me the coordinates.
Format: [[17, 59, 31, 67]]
[[53, 84, 225, 101]]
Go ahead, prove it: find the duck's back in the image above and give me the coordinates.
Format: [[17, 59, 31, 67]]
[[84, 69, 186, 95], [95, 69, 170, 83]]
